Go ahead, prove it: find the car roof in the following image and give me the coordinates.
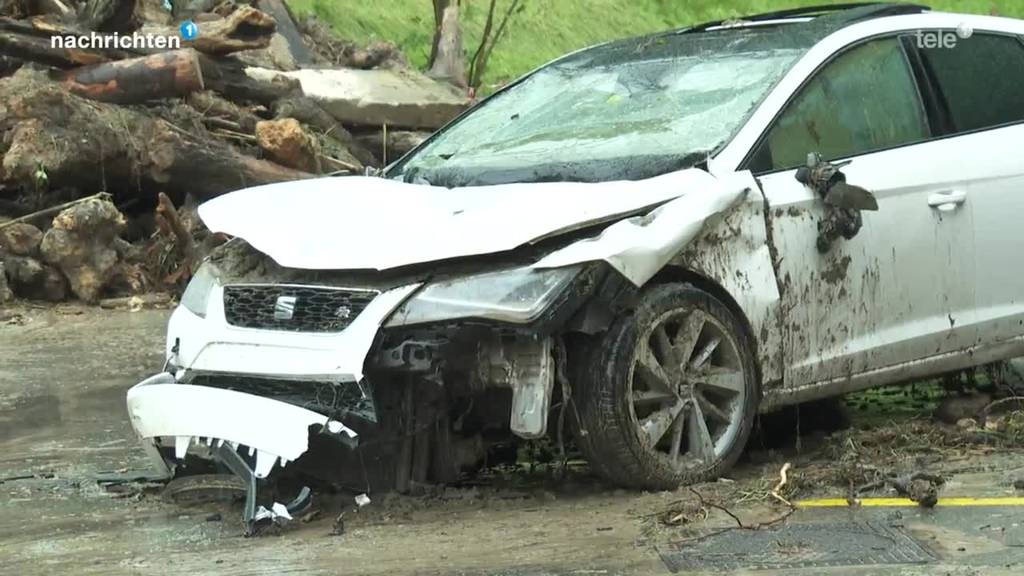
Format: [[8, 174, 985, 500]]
[[555, 3, 931, 69], [684, 2, 929, 33]]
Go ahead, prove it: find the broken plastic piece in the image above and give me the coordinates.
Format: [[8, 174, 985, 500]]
[[253, 450, 278, 479], [355, 493, 371, 507], [174, 435, 190, 459], [327, 420, 357, 438]]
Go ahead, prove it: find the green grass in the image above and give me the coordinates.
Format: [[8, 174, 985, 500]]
[[287, 0, 1024, 89]]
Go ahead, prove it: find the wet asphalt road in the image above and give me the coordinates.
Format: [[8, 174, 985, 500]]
[[2, 304, 1024, 575]]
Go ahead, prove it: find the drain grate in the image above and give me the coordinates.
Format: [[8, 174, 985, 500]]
[[659, 521, 935, 572]]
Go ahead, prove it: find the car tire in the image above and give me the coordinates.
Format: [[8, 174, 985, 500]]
[[572, 282, 759, 490]]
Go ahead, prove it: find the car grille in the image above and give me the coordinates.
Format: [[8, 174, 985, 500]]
[[222, 285, 378, 333]]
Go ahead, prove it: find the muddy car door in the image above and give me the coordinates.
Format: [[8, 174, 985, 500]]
[[910, 31, 1024, 353], [747, 36, 978, 390]]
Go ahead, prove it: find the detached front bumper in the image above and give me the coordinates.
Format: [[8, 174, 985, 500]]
[[127, 373, 359, 533], [127, 373, 358, 478]]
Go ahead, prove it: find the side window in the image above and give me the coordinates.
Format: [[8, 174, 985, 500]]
[[918, 33, 1024, 133], [750, 38, 929, 172]]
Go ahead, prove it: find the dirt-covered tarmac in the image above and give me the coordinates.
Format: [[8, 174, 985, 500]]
[[3, 304, 1024, 575]]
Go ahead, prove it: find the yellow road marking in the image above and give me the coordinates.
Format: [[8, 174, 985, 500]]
[[797, 497, 1024, 508]]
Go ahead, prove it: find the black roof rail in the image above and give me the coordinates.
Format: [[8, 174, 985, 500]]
[[683, 2, 930, 33]]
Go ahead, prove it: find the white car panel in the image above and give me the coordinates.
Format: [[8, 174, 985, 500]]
[[198, 169, 722, 271], [962, 124, 1024, 345], [758, 136, 979, 388], [167, 283, 421, 382]]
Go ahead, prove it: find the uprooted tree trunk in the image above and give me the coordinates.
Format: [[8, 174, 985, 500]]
[[0, 68, 311, 200], [55, 48, 205, 103], [427, 0, 466, 89], [39, 195, 126, 302]]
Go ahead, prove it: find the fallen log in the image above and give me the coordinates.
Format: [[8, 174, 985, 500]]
[[141, 6, 276, 55], [55, 49, 204, 103], [0, 69, 311, 200], [0, 16, 135, 67], [198, 53, 300, 105]]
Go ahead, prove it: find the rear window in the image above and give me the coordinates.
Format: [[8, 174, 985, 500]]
[[919, 33, 1024, 133]]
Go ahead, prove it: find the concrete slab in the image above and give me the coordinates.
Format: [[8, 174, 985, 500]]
[[247, 67, 469, 129]]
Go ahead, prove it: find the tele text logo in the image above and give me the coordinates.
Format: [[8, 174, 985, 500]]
[[914, 23, 973, 49]]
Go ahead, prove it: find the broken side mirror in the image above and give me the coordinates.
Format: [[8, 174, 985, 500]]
[[795, 153, 879, 253]]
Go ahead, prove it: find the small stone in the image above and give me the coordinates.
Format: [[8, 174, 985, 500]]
[[0, 222, 43, 256], [255, 118, 321, 173], [956, 417, 979, 430], [908, 478, 938, 508]]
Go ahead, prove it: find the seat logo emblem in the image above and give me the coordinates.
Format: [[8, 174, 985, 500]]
[[274, 296, 297, 320]]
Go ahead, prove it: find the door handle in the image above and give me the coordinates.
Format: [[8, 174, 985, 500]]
[[927, 190, 967, 212]]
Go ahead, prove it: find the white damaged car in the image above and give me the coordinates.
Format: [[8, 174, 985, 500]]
[[127, 4, 1024, 528]]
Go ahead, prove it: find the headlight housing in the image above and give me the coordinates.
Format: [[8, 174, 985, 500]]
[[385, 265, 581, 327], [179, 261, 221, 318]]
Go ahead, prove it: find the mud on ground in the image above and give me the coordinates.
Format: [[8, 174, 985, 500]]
[[3, 304, 1024, 575]]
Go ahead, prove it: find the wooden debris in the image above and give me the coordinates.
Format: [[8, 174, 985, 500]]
[[198, 53, 300, 104], [154, 192, 196, 283], [141, 6, 277, 55], [56, 49, 205, 103], [40, 196, 126, 302], [0, 70, 311, 199], [0, 192, 112, 232], [256, 0, 310, 64], [0, 16, 135, 68], [187, 90, 261, 133], [99, 292, 173, 310]]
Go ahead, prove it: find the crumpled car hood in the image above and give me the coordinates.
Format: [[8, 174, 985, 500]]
[[198, 169, 729, 272]]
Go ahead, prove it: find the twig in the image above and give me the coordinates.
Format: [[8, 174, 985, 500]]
[[771, 462, 792, 507], [0, 192, 111, 230], [155, 192, 196, 284], [982, 396, 1024, 418], [212, 128, 257, 142], [688, 482, 796, 532]]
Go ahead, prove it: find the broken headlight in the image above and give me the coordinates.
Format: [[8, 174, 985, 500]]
[[385, 265, 581, 326], [180, 262, 222, 318]]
